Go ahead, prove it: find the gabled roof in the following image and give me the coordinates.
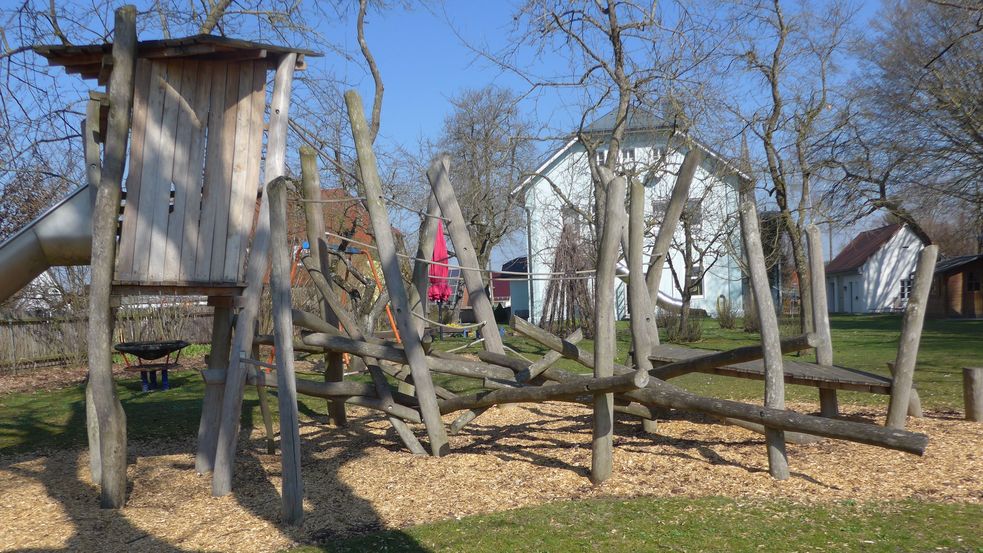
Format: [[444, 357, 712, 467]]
[[515, 105, 747, 198], [935, 254, 983, 274], [826, 224, 908, 274]]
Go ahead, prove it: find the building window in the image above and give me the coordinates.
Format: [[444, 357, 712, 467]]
[[595, 150, 607, 165], [688, 265, 704, 297], [900, 277, 913, 301], [968, 271, 982, 292]]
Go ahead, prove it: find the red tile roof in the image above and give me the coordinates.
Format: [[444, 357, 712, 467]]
[[825, 224, 902, 274]]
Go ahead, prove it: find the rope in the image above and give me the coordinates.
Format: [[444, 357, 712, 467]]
[[411, 311, 485, 330], [297, 197, 366, 204], [446, 338, 484, 353]]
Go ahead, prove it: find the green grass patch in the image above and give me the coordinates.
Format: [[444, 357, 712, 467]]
[[287, 496, 983, 553]]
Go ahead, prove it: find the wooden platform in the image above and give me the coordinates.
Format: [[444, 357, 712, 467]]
[[649, 344, 894, 394]]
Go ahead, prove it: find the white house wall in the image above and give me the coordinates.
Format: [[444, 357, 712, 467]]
[[526, 135, 743, 324], [861, 226, 924, 312]]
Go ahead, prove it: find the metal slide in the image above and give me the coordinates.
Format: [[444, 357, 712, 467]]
[[0, 185, 93, 303]]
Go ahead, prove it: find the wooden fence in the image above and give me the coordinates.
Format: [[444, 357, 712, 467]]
[[0, 308, 215, 371]]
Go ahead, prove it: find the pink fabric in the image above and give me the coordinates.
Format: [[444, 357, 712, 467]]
[[428, 221, 453, 302]]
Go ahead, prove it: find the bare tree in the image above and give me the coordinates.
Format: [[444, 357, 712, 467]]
[[727, 0, 853, 331]]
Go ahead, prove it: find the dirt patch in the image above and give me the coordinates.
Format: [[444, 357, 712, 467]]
[[0, 402, 980, 552]]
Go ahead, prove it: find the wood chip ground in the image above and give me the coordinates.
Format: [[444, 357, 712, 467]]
[[1, 402, 980, 552]]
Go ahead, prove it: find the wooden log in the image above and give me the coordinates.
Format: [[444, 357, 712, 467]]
[[739, 198, 789, 480], [83, 97, 102, 484], [410, 194, 440, 337], [346, 90, 448, 456], [87, 5, 136, 509], [428, 155, 505, 355], [196, 304, 233, 473], [624, 175, 659, 369], [300, 145, 347, 427], [807, 225, 837, 417], [645, 150, 702, 301], [886, 245, 938, 429], [720, 418, 824, 445], [591, 171, 626, 484], [964, 367, 983, 422], [212, 52, 296, 498], [520, 323, 928, 455], [438, 371, 650, 415], [517, 329, 584, 383], [269, 177, 304, 525]]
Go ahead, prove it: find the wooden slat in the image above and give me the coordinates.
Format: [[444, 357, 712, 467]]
[[125, 61, 169, 281], [193, 63, 233, 281], [236, 61, 268, 281], [134, 61, 183, 281], [161, 60, 198, 280], [176, 60, 213, 279], [114, 59, 153, 280], [222, 61, 256, 281], [207, 62, 242, 282]]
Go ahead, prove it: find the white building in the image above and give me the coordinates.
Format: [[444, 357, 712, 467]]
[[825, 223, 927, 313], [515, 109, 746, 323]]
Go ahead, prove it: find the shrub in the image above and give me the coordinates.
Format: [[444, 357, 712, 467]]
[[661, 310, 704, 343], [716, 295, 737, 330]]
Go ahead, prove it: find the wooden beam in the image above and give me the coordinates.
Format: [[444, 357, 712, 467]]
[[807, 225, 837, 417], [195, 304, 232, 473], [300, 145, 347, 427], [739, 198, 789, 480], [964, 367, 983, 422], [86, 5, 136, 509], [268, 177, 304, 526], [212, 52, 296, 498], [346, 90, 448, 457], [886, 245, 938, 429], [645, 150, 702, 301]]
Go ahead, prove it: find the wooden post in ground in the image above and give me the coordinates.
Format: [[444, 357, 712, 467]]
[[807, 225, 837, 417], [404, 194, 440, 396], [212, 53, 297, 497], [886, 362, 923, 417], [269, 177, 304, 526], [196, 299, 233, 472], [345, 90, 448, 456], [645, 150, 702, 302], [739, 198, 789, 481], [86, 5, 136, 508], [300, 146, 347, 426], [625, 173, 659, 433], [252, 330, 277, 454], [886, 245, 938, 429], [427, 155, 505, 355], [592, 171, 626, 484], [82, 96, 103, 484], [964, 368, 983, 422]]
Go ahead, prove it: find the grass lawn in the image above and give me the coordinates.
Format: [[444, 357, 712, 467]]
[[288, 497, 983, 553]]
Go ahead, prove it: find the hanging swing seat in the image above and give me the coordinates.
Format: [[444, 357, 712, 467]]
[[115, 340, 190, 391]]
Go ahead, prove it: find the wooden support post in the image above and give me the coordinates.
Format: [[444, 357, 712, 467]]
[[886, 245, 938, 429], [645, 150, 702, 303], [427, 156, 505, 354], [404, 194, 440, 396], [739, 199, 789, 480], [626, 174, 659, 433], [345, 90, 448, 456], [269, 177, 304, 526], [807, 225, 837, 417], [86, 5, 136, 509], [887, 362, 923, 418], [196, 301, 233, 472], [591, 171, 626, 484], [300, 145, 347, 426], [964, 367, 983, 422], [83, 97, 103, 484], [212, 53, 297, 497]]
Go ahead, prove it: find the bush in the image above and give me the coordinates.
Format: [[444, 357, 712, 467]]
[[716, 295, 737, 330], [660, 310, 704, 343]]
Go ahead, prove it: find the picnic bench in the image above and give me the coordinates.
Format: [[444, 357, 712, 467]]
[[115, 340, 190, 391]]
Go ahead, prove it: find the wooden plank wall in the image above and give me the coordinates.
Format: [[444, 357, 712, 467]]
[[115, 59, 268, 286]]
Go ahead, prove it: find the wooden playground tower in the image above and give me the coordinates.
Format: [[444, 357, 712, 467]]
[[34, 5, 944, 528]]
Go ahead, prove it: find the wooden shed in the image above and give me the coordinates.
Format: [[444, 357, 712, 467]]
[[927, 254, 983, 318]]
